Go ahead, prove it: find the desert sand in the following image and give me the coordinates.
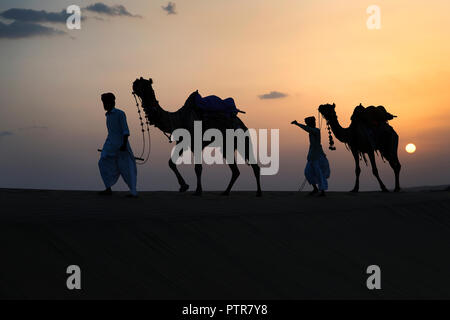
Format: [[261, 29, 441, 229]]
[[0, 187, 449, 299]]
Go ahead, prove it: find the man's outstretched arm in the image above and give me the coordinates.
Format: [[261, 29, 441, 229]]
[[291, 120, 314, 133]]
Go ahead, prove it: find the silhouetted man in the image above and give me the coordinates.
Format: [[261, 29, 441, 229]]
[[292, 116, 330, 196], [98, 93, 138, 197]]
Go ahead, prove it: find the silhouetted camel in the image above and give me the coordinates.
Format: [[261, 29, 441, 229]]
[[318, 103, 401, 192], [132, 77, 262, 196]]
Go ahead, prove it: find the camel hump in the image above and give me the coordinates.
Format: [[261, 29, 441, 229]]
[[183, 90, 200, 108], [351, 105, 396, 125]]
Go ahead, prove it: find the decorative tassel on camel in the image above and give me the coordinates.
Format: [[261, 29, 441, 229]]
[[327, 122, 336, 151]]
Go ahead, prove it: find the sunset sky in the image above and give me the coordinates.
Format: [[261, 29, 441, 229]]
[[0, 0, 449, 191]]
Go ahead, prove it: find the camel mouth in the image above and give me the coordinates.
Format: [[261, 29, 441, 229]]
[[318, 105, 325, 113], [132, 79, 145, 96], [318, 105, 328, 116]]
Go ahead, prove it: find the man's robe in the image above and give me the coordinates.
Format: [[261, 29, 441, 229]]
[[298, 124, 330, 191], [98, 108, 137, 195]]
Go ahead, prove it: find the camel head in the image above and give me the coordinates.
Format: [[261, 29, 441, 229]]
[[132, 77, 158, 108], [132, 77, 160, 123], [318, 103, 336, 121]]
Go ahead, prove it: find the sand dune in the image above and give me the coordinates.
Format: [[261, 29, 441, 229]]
[[0, 188, 449, 299]]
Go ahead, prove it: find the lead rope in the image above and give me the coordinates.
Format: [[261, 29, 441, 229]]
[[133, 93, 145, 160], [298, 177, 308, 192], [133, 93, 151, 165]]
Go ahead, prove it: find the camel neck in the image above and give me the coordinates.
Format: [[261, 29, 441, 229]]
[[327, 114, 349, 143], [156, 107, 186, 134], [142, 95, 186, 134]]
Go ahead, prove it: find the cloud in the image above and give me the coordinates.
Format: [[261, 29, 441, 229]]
[[0, 21, 65, 39], [85, 2, 140, 17], [258, 91, 288, 100], [0, 8, 68, 24], [18, 125, 48, 131], [0, 131, 13, 138], [0, 3, 139, 39], [0, 126, 48, 139], [162, 2, 177, 15]]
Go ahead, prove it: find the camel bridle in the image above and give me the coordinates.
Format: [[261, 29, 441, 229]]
[[132, 84, 176, 164], [318, 109, 336, 151], [131, 92, 152, 165]]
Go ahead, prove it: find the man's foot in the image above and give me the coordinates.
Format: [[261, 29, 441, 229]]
[[98, 188, 112, 196], [125, 194, 138, 198], [308, 189, 319, 196], [318, 190, 326, 197]]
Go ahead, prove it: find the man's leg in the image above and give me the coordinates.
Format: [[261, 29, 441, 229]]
[[305, 161, 319, 195], [98, 156, 120, 195], [312, 160, 327, 197], [98, 188, 112, 195], [320, 155, 331, 180], [310, 184, 319, 195], [118, 152, 138, 197]]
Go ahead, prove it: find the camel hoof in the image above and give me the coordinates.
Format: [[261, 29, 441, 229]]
[[193, 190, 202, 196], [256, 191, 262, 197], [394, 188, 401, 192], [350, 189, 359, 193], [221, 191, 230, 196], [179, 184, 189, 192], [382, 188, 390, 193]]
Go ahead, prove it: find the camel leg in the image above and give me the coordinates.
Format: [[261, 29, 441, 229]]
[[168, 159, 189, 192], [251, 164, 262, 197], [388, 157, 401, 192], [350, 148, 361, 192], [194, 164, 203, 196], [368, 151, 388, 192], [168, 143, 189, 192], [388, 134, 401, 192], [222, 162, 240, 196]]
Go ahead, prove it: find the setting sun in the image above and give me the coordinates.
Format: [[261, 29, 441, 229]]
[[406, 143, 417, 154]]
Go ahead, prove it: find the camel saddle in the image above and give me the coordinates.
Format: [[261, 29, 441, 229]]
[[351, 104, 396, 127], [184, 91, 244, 118]]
